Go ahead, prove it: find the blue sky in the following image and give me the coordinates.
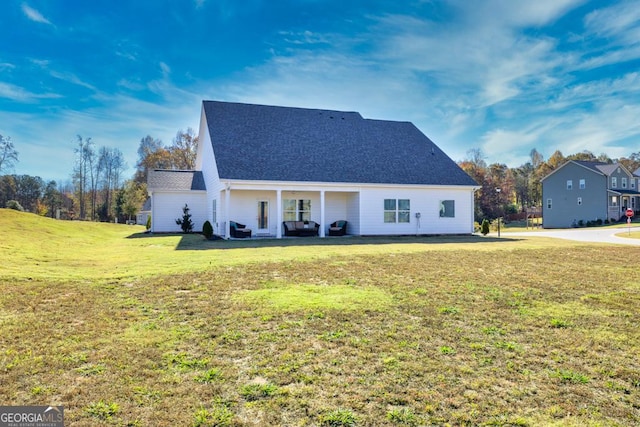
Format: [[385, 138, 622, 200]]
[[2, 0, 640, 183]]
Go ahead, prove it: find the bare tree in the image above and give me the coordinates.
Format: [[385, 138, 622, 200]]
[[73, 135, 94, 219], [0, 135, 19, 173], [97, 147, 125, 220]]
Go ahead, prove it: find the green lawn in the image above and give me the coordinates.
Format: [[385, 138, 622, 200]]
[[1, 209, 639, 426]]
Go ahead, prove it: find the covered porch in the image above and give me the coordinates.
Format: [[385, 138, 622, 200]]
[[609, 189, 640, 221], [217, 184, 360, 239]]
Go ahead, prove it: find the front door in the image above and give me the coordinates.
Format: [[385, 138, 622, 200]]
[[257, 200, 269, 235]]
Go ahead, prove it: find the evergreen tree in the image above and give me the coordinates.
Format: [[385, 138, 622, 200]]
[[175, 204, 194, 233]]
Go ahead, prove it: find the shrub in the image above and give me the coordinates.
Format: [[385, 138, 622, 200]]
[[480, 219, 490, 236], [202, 220, 213, 239], [175, 204, 194, 233], [6, 200, 24, 211], [145, 215, 151, 230]]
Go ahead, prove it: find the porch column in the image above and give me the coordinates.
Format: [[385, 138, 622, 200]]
[[276, 189, 282, 238], [320, 190, 325, 237], [225, 184, 231, 239]]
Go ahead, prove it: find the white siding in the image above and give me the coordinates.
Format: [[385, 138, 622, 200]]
[[197, 111, 225, 226], [151, 191, 207, 233], [225, 190, 278, 236], [359, 186, 474, 235]]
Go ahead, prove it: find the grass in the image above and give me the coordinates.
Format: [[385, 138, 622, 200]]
[[1, 209, 640, 426]]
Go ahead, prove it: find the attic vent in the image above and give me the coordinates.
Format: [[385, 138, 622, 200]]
[[431, 147, 435, 155]]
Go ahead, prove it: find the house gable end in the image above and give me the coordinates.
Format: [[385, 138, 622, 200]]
[[202, 101, 476, 187]]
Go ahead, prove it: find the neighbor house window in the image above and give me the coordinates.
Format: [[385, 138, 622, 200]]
[[439, 200, 455, 217], [622, 178, 627, 188], [577, 197, 582, 205], [566, 180, 573, 190], [632, 179, 636, 189], [612, 177, 617, 188], [384, 199, 410, 223], [547, 198, 552, 209], [611, 196, 618, 207], [283, 199, 311, 221], [579, 179, 585, 189]]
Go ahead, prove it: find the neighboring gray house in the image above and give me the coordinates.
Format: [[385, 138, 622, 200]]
[[541, 160, 640, 228], [147, 100, 479, 237]]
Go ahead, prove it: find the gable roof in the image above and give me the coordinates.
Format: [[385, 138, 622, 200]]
[[542, 160, 632, 181], [203, 101, 477, 186], [148, 170, 206, 191]]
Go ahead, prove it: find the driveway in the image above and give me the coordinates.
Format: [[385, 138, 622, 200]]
[[503, 226, 640, 246]]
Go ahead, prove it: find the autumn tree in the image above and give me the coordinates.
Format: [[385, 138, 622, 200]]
[[134, 135, 168, 184], [169, 128, 198, 170], [134, 129, 199, 184]]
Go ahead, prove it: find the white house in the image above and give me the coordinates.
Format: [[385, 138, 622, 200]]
[[147, 100, 478, 238]]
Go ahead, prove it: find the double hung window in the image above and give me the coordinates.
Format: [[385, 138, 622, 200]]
[[283, 199, 311, 221], [384, 199, 410, 223]]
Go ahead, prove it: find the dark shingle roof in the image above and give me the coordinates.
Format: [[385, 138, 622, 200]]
[[204, 101, 476, 186], [571, 160, 609, 174], [147, 170, 206, 191]]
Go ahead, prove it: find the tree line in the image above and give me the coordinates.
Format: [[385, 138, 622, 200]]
[[0, 129, 197, 222], [459, 148, 640, 222], [2, 129, 638, 224]]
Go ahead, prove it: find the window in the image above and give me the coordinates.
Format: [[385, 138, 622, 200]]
[[577, 197, 582, 205], [579, 179, 585, 189], [283, 199, 311, 221], [612, 177, 617, 188], [439, 200, 455, 218], [384, 199, 410, 223], [547, 198, 552, 209], [632, 179, 636, 189], [622, 177, 627, 189], [611, 196, 618, 207], [212, 199, 217, 225], [566, 180, 573, 190]]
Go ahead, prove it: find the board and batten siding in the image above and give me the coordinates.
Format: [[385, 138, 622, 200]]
[[151, 191, 208, 233], [358, 186, 474, 235]]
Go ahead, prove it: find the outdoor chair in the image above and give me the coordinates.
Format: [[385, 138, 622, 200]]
[[229, 221, 252, 238], [328, 220, 347, 236]]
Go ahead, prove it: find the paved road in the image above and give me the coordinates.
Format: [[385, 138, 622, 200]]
[[502, 226, 640, 246]]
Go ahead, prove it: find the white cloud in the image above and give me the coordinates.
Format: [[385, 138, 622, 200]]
[[0, 82, 60, 102], [21, 3, 53, 25], [49, 71, 96, 91]]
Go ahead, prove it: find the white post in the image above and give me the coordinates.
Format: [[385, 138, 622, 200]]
[[320, 190, 325, 237], [225, 184, 231, 239], [276, 189, 282, 238]]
